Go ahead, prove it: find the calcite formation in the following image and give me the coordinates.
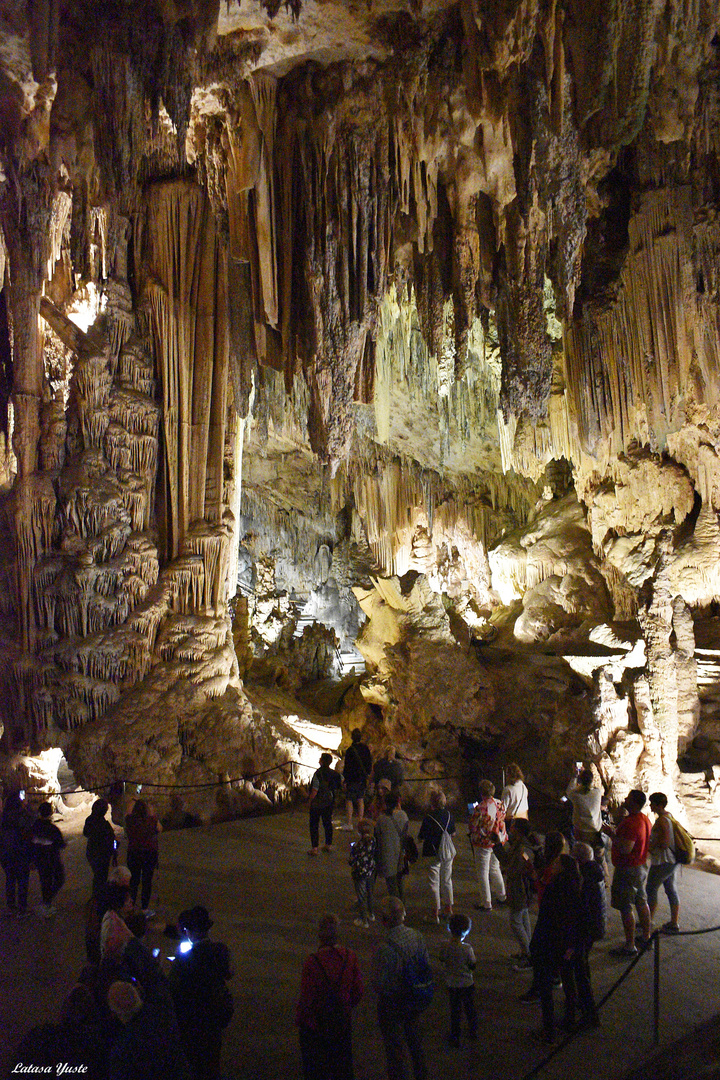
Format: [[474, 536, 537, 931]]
[[0, 0, 720, 838]]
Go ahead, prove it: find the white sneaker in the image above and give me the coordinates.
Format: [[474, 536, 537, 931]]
[[353, 918, 369, 928], [368, 913, 376, 922]]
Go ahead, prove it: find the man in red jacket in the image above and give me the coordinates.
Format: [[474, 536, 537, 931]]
[[604, 789, 652, 957]]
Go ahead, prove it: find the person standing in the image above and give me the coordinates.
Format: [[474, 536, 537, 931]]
[[375, 792, 409, 901], [342, 730, 372, 831], [84, 798, 117, 897], [31, 802, 66, 916], [492, 819, 536, 967], [417, 790, 456, 922], [566, 768, 604, 854], [124, 798, 161, 914], [469, 780, 507, 911], [529, 854, 597, 1044], [170, 906, 234, 1080], [0, 789, 33, 918], [349, 820, 377, 928], [308, 754, 342, 856], [372, 896, 430, 1080], [439, 913, 477, 1047], [604, 789, 652, 957], [296, 914, 363, 1080], [646, 792, 680, 934], [373, 746, 404, 793], [501, 764, 529, 825]]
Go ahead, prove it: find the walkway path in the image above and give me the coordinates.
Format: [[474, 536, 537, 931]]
[[1, 804, 719, 1080]]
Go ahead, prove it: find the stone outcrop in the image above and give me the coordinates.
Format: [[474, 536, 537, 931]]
[[1, 0, 720, 831]]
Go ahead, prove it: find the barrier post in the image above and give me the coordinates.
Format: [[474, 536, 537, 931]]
[[653, 932, 660, 1045]]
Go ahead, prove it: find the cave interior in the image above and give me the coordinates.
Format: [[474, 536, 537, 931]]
[[0, 0, 720, 844]]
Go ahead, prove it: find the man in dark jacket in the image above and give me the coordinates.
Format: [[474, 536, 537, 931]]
[[107, 980, 191, 1080], [529, 854, 597, 1043], [169, 905, 234, 1080], [372, 746, 404, 792], [342, 729, 373, 830], [106, 932, 191, 1080], [1, 789, 34, 917]]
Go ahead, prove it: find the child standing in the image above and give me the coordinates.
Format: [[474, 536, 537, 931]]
[[439, 913, 478, 1047], [349, 819, 377, 928]]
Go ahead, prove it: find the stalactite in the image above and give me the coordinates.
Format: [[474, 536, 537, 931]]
[[182, 520, 232, 616], [565, 188, 697, 460], [145, 180, 233, 561], [164, 555, 206, 615]]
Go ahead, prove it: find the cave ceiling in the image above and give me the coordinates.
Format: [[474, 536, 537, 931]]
[[1, 0, 720, 831]]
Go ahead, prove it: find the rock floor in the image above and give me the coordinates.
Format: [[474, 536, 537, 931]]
[[2, 803, 720, 1080]]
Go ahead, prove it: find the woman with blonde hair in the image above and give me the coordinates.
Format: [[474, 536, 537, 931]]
[[469, 780, 507, 911], [501, 764, 529, 825], [418, 789, 456, 922]]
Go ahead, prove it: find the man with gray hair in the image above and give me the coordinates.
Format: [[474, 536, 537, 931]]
[[107, 978, 192, 1080], [372, 896, 431, 1080]]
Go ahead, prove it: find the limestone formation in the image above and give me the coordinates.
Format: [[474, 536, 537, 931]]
[[0, 0, 720, 842]]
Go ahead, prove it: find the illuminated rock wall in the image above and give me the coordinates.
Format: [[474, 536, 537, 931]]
[[0, 0, 720, 827]]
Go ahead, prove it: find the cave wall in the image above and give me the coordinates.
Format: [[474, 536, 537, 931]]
[[0, 0, 720, 822]]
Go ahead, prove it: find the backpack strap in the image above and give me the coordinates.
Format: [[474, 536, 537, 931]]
[[312, 948, 348, 989]]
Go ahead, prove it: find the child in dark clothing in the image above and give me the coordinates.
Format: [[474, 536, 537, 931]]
[[439, 913, 477, 1047], [349, 819, 377, 928], [31, 802, 66, 916]]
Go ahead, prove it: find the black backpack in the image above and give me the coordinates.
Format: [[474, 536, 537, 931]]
[[312, 951, 350, 1040], [389, 940, 434, 1016], [313, 769, 336, 811]]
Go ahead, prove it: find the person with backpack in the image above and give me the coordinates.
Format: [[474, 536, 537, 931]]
[[342, 729, 373, 831], [296, 913, 363, 1080], [372, 896, 431, 1080], [647, 792, 681, 934], [308, 754, 343, 856], [169, 905, 234, 1080], [417, 790, 456, 922]]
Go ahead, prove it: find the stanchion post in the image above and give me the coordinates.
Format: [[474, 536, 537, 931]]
[[653, 932, 660, 1045], [290, 760, 295, 786]]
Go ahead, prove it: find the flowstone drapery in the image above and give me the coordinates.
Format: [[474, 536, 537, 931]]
[[1, 0, 720, 834]]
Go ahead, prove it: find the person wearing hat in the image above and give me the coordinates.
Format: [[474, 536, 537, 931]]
[[169, 906, 234, 1080]]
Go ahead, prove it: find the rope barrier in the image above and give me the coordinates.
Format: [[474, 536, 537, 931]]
[[522, 917, 720, 1079], [51, 766, 468, 799]]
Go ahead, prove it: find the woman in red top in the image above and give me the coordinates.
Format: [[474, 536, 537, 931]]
[[296, 914, 363, 1080], [124, 798, 161, 913]]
